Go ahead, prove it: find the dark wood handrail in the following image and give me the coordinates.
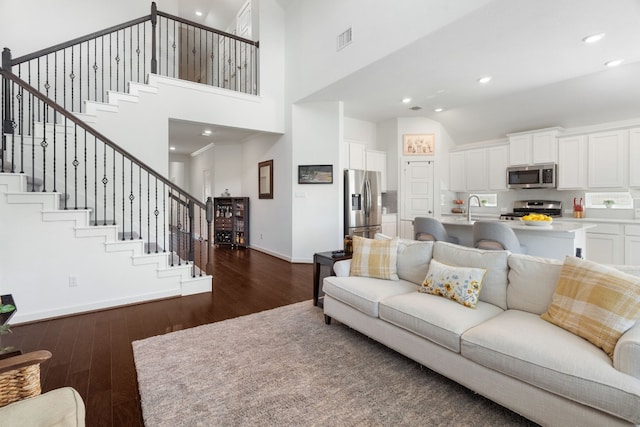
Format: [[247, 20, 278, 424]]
[[10, 15, 152, 66], [0, 68, 206, 210], [156, 10, 259, 47]]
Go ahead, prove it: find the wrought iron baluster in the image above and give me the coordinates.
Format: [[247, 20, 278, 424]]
[[112, 148, 115, 225], [101, 36, 105, 102], [147, 173, 150, 253], [172, 20, 176, 77], [73, 124, 78, 208], [94, 135, 97, 224], [115, 31, 120, 92], [121, 154, 125, 239], [138, 166, 142, 240], [70, 45, 75, 115], [63, 117, 68, 208], [155, 178, 160, 253], [36, 57, 40, 122], [78, 43, 82, 113], [129, 159, 134, 240], [30, 92, 35, 190], [93, 38, 98, 103], [136, 24, 140, 82], [41, 102, 47, 191], [102, 143, 108, 225], [162, 182, 166, 253], [83, 130, 87, 208], [169, 187, 174, 265]]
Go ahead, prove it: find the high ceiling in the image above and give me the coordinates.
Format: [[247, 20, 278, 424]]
[[303, 0, 640, 144], [171, 0, 640, 153]]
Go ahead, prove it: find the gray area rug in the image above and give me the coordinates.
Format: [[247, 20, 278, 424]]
[[133, 301, 538, 426]]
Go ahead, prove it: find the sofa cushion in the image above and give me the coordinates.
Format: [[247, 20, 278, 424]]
[[0, 387, 86, 426], [396, 241, 433, 285], [507, 253, 563, 314], [419, 259, 486, 308], [541, 256, 640, 358], [350, 236, 399, 280], [614, 322, 640, 379], [379, 292, 503, 353], [462, 310, 640, 424], [433, 241, 509, 310], [322, 275, 418, 318]]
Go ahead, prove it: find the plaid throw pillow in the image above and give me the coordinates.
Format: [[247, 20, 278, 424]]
[[541, 256, 640, 358], [349, 236, 399, 280]]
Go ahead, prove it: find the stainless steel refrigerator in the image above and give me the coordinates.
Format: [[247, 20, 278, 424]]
[[344, 169, 382, 238]]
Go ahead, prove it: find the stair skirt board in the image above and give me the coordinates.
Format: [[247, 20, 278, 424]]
[[0, 173, 212, 323]]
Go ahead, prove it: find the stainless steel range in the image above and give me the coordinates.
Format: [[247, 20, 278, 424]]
[[500, 200, 563, 221]]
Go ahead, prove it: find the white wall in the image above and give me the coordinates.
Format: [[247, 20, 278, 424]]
[[0, 0, 179, 58], [241, 132, 290, 258], [291, 102, 344, 262], [344, 117, 377, 149], [377, 119, 399, 191], [284, 0, 491, 103]]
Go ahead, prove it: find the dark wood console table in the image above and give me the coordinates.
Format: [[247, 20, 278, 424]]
[[313, 251, 352, 307]]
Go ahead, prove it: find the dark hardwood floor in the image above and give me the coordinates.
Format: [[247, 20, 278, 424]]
[[4, 246, 314, 426]]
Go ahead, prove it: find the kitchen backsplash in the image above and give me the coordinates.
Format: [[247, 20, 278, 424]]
[[454, 189, 640, 220], [382, 191, 398, 214]]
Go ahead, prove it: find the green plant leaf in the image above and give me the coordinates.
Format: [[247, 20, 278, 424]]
[[0, 304, 16, 313]]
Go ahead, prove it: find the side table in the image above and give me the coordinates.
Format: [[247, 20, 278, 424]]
[[313, 251, 352, 307]]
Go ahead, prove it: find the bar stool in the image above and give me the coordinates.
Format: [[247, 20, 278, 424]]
[[414, 217, 459, 244], [472, 221, 525, 253]]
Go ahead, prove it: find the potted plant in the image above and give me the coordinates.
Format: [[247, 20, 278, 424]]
[[603, 200, 615, 208], [481, 199, 488, 207], [0, 299, 17, 356]]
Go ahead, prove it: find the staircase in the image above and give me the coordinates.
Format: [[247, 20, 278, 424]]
[[0, 3, 265, 324]]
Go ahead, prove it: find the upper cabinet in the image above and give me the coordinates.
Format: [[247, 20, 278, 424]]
[[346, 142, 366, 170], [557, 135, 587, 190], [508, 128, 562, 166], [587, 130, 625, 188], [449, 151, 467, 192], [465, 148, 488, 191], [630, 128, 640, 187], [366, 150, 387, 192], [448, 144, 508, 192], [487, 145, 509, 190]]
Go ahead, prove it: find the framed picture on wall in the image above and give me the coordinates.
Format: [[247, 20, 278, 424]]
[[403, 134, 435, 156], [258, 160, 273, 199], [298, 165, 333, 184]]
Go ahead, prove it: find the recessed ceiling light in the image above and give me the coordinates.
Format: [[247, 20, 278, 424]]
[[478, 76, 492, 84], [605, 59, 624, 67], [401, 97, 412, 104], [434, 108, 443, 112], [169, 146, 176, 151], [195, 11, 203, 16], [582, 33, 605, 44], [202, 129, 213, 136]]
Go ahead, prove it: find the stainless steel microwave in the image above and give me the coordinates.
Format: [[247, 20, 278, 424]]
[[507, 163, 556, 189]]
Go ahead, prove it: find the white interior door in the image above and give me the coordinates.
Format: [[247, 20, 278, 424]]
[[401, 160, 434, 223]]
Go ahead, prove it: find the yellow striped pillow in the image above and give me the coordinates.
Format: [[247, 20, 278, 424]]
[[541, 256, 640, 358], [349, 236, 399, 280]]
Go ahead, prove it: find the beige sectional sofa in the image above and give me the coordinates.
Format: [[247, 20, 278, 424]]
[[322, 240, 640, 427]]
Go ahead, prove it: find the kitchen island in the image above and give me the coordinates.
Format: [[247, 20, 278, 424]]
[[440, 217, 596, 260]]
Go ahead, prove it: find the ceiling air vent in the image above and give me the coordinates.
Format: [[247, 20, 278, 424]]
[[337, 27, 352, 51], [409, 106, 423, 111]]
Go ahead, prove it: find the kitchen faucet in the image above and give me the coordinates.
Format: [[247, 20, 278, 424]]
[[468, 195, 481, 222]]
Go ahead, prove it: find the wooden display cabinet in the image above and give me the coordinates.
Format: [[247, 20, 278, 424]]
[[213, 197, 249, 248]]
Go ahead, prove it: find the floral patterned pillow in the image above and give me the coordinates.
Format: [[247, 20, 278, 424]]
[[419, 259, 487, 308]]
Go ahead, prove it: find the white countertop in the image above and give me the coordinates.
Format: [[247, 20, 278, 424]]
[[442, 213, 640, 226], [440, 217, 595, 233]]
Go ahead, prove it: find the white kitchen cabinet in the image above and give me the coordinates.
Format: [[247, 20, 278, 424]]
[[625, 225, 640, 265], [488, 145, 509, 190], [586, 223, 624, 265], [630, 128, 640, 187], [346, 142, 366, 170], [532, 131, 558, 164], [587, 130, 624, 188], [557, 135, 587, 189], [449, 151, 466, 192], [508, 134, 531, 166], [465, 148, 488, 191], [366, 150, 387, 192], [508, 128, 562, 166]]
